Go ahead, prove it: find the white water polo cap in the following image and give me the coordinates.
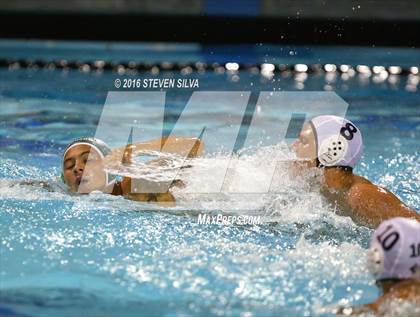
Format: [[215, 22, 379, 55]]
[[61, 137, 116, 187], [368, 217, 420, 280], [310, 115, 363, 168]]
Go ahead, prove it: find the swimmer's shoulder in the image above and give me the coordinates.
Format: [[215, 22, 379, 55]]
[[350, 174, 372, 185], [339, 280, 420, 315], [346, 175, 420, 226], [391, 279, 420, 300], [375, 280, 420, 307], [347, 174, 408, 208], [345, 175, 374, 208]]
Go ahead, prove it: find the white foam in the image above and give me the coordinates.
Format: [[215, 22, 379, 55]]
[[0, 144, 359, 228]]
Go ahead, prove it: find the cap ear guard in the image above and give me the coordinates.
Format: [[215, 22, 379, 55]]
[[318, 135, 349, 166], [367, 243, 385, 278], [369, 217, 420, 280]]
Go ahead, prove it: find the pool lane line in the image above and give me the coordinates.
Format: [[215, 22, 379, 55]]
[[0, 58, 418, 77]]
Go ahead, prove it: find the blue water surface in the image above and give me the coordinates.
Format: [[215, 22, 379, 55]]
[[0, 40, 419, 317]]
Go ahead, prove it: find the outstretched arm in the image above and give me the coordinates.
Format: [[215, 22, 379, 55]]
[[106, 136, 202, 204], [346, 182, 420, 228], [118, 136, 204, 159], [139, 136, 204, 157]]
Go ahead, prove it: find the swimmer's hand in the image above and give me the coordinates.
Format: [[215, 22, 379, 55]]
[[122, 144, 134, 165], [104, 136, 203, 168], [103, 145, 135, 168]]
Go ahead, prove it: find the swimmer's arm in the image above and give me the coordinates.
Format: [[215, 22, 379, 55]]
[[111, 136, 204, 161], [14, 180, 55, 191], [138, 136, 204, 157], [125, 191, 176, 207], [117, 176, 176, 206], [346, 183, 420, 228]]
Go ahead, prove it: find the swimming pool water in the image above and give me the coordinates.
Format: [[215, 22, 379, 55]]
[[0, 40, 419, 317]]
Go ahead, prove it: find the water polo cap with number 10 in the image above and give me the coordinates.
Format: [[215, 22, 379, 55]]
[[368, 217, 420, 280]]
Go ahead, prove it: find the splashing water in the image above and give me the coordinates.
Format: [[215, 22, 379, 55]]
[[1, 43, 419, 316], [0, 142, 384, 317]]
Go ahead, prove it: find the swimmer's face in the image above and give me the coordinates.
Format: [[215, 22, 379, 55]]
[[62, 144, 107, 193], [291, 122, 317, 163]]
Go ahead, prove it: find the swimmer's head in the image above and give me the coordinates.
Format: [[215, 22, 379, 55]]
[[368, 217, 420, 281], [61, 138, 114, 193], [291, 115, 363, 169]]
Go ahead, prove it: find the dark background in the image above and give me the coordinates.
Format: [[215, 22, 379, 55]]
[[0, 0, 419, 46]]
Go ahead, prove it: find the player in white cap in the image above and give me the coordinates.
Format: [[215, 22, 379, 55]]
[[339, 217, 420, 315], [61, 136, 203, 203], [290, 115, 419, 227]]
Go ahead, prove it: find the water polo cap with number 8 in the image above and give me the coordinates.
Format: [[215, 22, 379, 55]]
[[310, 115, 363, 168]]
